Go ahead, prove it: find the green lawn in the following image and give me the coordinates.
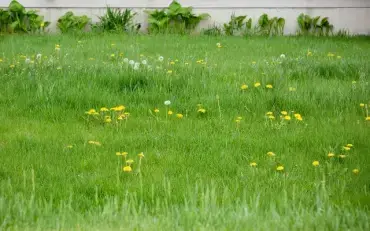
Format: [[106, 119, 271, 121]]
[[0, 34, 369, 230]]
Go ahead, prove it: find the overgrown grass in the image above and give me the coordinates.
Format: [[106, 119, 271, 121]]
[[0, 34, 369, 230]]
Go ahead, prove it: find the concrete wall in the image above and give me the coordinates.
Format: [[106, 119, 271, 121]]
[[1, 0, 369, 34]]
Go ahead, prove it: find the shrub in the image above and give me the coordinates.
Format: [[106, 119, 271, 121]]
[[297, 13, 333, 36], [93, 7, 140, 33], [57, 11, 90, 33], [256, 13, 285, 36], [0, 0, 50, 33], [146, 0, 210, 34], [223, 14, 253, 36]]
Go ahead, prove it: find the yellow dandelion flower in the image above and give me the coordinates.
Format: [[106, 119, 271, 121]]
[[176, 113, 184, 119], [281, 111, 288, 115], [366, 117, 370, 121], [327, 52, 335, 57], [360, 103, 365, 107], [250, 162, 257, 167], [346, 144, 353, 148], [66, 145, 73, 149], [254, 82, 261, 87], [267, 152, 276, 157], [154, 108, 160, 113], [122, 152, 128, 156], [294, 113, 303, 121], [138, 152, 144, 158], [168, 110, 173, 115], [266, 84, 273, 89], [312, 161, 319, 167], [167, 70, 173, 74], [266, 112, 273, 116], [328, 152, 335, 158], [284, 116, 291, 120], [116, 152, 122, 156], [235, 119, 241, 123], [117, 115, 125, 120], [123, 166, 132, 172], [198, 108, 206, 113], [105, 118, 112, 123], [241, 84, 248, 90], [111, 105, 125, 112], [343, 146, 351, 151], [170, 61, 175, 65], [276, 166, 284, 171], [88, 141, 101, 146], [338, 154, 346, 159], [100, 107, 109, 112], [268, 115, 275, 120], [352, 169, 359, 174], [86, 109, 97, 115], [126, 159, 134, 165]]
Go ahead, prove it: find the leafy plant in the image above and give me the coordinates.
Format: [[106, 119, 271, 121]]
[[297, 13, 333, 36], [93, 7, 140, 33], [57, 11, 90, 33], [146, 1, 210, 34], [223, 14, 252, 36], [202, 24, 222, 36], [0, 0, 50, 33], [256, 13, 285, 36]]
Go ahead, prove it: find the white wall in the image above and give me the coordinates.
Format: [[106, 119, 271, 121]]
[[1, 0, 369, 34]]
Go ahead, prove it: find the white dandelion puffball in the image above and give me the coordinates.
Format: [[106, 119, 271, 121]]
[[123, 58, 129, 63], [129, 60, 135, 65], [216, 42, 221, 46], [142, 60, 148, 65], [25, 58, 30, 64], [134, 62, 140, 70], [164, 100, 171, 106], [158, 56, 164, 62], [36, 53, 42, 59], [280, 54, 286, 59]]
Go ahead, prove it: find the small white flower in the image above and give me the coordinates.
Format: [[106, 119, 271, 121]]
[[25, 58, 30, 64], [134, 62, 140, 70], [36, 53, 42, 59], [123, 58, 129, 63], [158, 56, 164, 62], [164, 100, 171, 106], [142, 60, 147, 65], [280, 54, 286, 59], [216, 42, 221, 47], [129, 60, 135, 65]]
